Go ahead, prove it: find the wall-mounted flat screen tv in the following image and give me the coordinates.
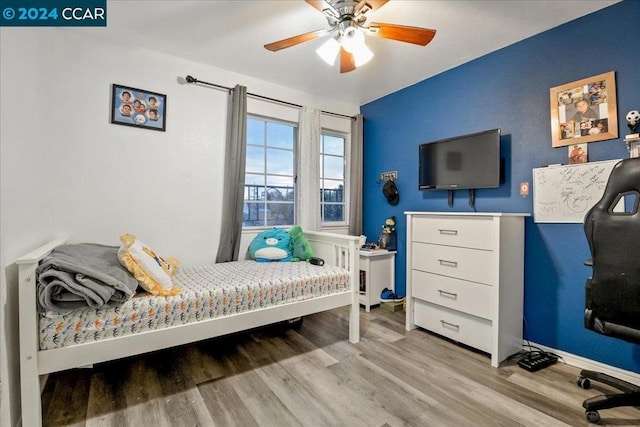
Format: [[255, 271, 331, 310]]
[[419, 128, 502, 190]]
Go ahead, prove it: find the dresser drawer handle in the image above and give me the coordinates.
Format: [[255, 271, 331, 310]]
[[438, 228, 458, 235], [440, 320, 460, 330], [438, 259, 458, 268], [438, 289, 458, 299]]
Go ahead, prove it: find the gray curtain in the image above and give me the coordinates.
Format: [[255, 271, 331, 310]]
[[216, 85, 247, 262], [349, 114, 363, 235]]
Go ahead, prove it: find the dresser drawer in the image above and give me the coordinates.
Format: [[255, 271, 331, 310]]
[[412, 270, 493, 320], [412, 216, 495, 250], [412, 242, 496, 285], [413, 299, 492, 353]]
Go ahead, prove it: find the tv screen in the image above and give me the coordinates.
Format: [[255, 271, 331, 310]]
[[419, 129, 501, 190]]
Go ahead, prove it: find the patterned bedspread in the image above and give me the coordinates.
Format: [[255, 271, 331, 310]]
[[39, 260, 350, 350]]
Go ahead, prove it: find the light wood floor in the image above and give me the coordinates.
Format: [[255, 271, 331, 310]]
[[41, 306, 640, 426]]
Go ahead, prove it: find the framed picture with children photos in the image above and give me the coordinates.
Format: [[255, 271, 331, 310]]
[[111, 84, 166, 131], [549, 71, 617, 147]]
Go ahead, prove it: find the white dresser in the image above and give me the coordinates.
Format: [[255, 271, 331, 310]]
[[405, 212, 528, 367]]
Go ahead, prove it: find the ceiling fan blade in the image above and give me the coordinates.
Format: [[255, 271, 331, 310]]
[[355, 0, 389, 14], [305, 0, 339, 17], [264, 29, 328, 52], [340, 47, 356, 73], [367, 22, 436, 46], [368, 0, 390, 11], [305, 0, 329, 12]]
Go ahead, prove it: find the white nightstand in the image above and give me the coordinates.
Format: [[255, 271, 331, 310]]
[[359, 250, 396, 312]]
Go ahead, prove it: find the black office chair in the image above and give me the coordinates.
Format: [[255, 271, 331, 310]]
[[577, 157, 640, 424]]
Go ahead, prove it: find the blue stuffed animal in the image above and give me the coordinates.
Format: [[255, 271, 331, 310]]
[[248, 228, 292, 262]]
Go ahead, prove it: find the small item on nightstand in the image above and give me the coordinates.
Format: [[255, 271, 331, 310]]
[[379, 216, 397, 251]]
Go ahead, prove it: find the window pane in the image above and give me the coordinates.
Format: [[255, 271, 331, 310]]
[[323, 204, 344, 222], [243, 202, 263, 227], [267, 122, 294, 149], [247, 118, 265, 145], [245, 146, 264, 173], [323, 135, 344, 156], [266, 186, 292, 201], [266, 148, 293, 175], [266, 176, 294, 201], [266, 202, 294, 226], [244, 117, 296, 228], [322, 181, 344, 202], [323, 156, 344, 180], [245, 173, 265, 187], [320, 132, 346, 224], [244, 174, 265, 201], [266, 175, 293, 187]]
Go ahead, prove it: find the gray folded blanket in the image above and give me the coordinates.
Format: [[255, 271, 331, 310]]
[[37, 243, 139, 313]]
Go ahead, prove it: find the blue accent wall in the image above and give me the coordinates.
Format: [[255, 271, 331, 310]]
[[361, 1, 640, 373]]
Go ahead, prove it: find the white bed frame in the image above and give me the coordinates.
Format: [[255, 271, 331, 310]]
[[17, 231, 360, 427]]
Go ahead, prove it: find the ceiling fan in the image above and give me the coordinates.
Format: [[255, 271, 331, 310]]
[[264, 0, 436, 73]]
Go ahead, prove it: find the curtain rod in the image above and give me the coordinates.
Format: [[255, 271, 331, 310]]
[[184, 75, 355, 120]]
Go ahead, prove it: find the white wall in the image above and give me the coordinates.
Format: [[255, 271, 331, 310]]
[[0, 27, 359, 426], [0, 28, 58, 427]]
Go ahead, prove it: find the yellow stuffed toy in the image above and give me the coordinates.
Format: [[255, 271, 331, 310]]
[[118, 233, 181, 296]]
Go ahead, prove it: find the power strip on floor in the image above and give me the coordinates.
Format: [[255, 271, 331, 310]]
[[518, 353, 558, 372]]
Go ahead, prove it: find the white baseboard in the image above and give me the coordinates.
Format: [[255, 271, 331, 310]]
[[527, 341, 640, 386]]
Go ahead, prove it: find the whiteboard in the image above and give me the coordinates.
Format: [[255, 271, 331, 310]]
[[533, 159, 622, 223]]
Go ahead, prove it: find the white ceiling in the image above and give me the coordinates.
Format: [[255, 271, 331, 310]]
[[86, 0, 618, 105]]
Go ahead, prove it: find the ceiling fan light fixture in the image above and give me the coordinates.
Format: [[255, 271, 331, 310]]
[[316, 37, 340, 65], [341, 26, 365, 54], [352, 42, 374, 67]]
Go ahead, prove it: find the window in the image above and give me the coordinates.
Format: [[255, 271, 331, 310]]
[[243, 116, 296, 227], [320, 132, 346, 223]]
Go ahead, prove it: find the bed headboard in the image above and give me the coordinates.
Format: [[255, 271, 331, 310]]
[[304, 230, 360, 272]]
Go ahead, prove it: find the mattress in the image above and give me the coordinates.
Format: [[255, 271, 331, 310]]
[[39, 260, 349, 350]]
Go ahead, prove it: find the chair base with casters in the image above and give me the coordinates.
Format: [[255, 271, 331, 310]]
[[577, 369, 640, 424]]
